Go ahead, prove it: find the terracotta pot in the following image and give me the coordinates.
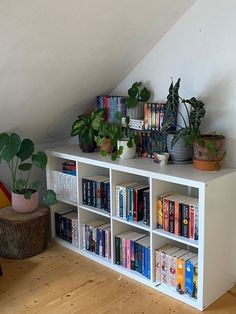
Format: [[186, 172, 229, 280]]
[[100, 138, 112, 154], [193, 135, 225, 161], [11, 191, 39, 213], [193, 158, 223, 171]]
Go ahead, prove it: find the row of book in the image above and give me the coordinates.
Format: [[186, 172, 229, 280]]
[[156, 192, 199, 240], [155, 243, 198, 299], [116, 182, 150, 225], [82, 220, 111, 259], [136, 131, 167, 158], [53, 170, 77, 203], [144, 103, 166, 131], [62, 161, 76, 176], [115, 231, 150, 279], [82, 175, 110, 212], [55, 209, 79, 247], [97, 95, 127, 123]]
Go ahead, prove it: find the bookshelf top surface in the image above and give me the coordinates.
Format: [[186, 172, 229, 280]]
[[46, 145, 236, 186]]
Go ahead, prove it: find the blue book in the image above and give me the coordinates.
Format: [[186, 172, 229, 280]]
[[185, 256, 198, 297]]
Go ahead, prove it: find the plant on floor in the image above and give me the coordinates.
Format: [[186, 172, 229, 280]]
[[0, 132, 57, 205]]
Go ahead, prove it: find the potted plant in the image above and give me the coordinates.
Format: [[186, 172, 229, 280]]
[[163, 78, 206, 163], [71, 109, 104, 152], [126, 81, 151, 119], [193, 133, 226, 171], [117, 116, 139, 160], [0, 132, 57, 213]]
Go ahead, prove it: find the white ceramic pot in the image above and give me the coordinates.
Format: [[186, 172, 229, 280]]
[[117, 140, 136, 159], [11, 191, 39, 213]]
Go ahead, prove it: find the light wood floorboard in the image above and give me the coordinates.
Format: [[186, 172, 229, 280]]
[[0, 243, 236, 314]]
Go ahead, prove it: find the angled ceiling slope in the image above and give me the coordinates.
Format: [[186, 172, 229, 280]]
[[0, 0, 195, 143]]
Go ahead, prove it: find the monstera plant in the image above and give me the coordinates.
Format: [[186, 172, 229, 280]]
[[0, 132, 57, 212]]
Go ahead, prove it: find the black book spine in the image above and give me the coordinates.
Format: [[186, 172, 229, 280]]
[[115, 236, 120, 264], [82, 178, 87, 205], [107, 182, 110, 213], [182, 203, 189, 238]]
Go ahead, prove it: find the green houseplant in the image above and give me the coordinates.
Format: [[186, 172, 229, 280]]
[[0, 132, 57, 213], [162, 78, 206, 163], [71, 109, 104, 153], [126, 81, 151, 120]]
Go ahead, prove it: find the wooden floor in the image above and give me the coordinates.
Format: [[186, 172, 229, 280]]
[[0, 243, 236, 314]]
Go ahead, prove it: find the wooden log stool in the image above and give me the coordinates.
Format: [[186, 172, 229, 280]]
[[0, 205, 49, 259]]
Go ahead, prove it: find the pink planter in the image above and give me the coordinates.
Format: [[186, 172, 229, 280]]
[[11, 191, 39, 213]]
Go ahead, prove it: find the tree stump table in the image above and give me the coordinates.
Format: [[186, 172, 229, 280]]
[[0, 206, 49, 259]]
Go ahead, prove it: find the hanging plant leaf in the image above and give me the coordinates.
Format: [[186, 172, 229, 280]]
[[30, 180, 42, 191], [43, 189, 57, 206]]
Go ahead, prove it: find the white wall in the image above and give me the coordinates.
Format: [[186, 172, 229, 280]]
[[114, 0, 236, 167], [0, 0, 195, 144]]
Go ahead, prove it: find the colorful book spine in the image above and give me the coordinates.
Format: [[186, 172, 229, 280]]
[[182, 203, 190, 238]]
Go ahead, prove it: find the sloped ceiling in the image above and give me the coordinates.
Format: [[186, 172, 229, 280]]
[[0, 0, 195, 143]]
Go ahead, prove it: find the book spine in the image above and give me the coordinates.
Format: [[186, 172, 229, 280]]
[[169, 256, 177, 289], [130, 240, 135, 270], [176, 259, 185, 294], [169, 200, 175, 233], [147, 248, 150, 279], [151, 103, 156, 130], [155, 103, 160, 131], [82, 178, 87, 205], [174, 201, 181, 236], [144, 103, 149, 130], [161, 252, 168, 285], [163, 198, 169, 232], [156, 196, 163, 229], [126, 239, 131, 269], [193, 265, 198, 299], [155, 250, 161, 282], [116, 186, 120, 216], [189, 204, 195, 240], [182, 203, 190, 238], [185, 261, 194, 296]]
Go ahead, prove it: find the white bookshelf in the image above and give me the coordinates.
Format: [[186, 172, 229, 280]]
[[46, 145, 236, 311]]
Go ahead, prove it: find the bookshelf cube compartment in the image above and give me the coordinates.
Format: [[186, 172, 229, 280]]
[[111, 170, 150, 224], [80, 208, 111, 260], [51, 201, 78, 247]]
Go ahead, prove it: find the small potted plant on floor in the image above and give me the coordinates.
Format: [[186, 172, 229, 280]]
[[71, 109, 104, 153], [0, 132, 57, 213]]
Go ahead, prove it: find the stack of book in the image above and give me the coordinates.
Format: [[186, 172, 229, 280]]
[[97, 95, 127, 123], [54, 209, 78, 247], [82, 175, 110, 212], [115, 182, 150, 225], [144, 103, 166, 131], [136, 131, 167, 158], [82, 220, 111, 259], [62, 161, 76, 176], [155, 243, 198, 298], [156, 192, 199, 240], [115, 232, 150, 279], [53, 170, 77, 203]]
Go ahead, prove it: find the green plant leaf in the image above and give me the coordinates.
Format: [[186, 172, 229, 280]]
[[71, 119, 85, 136], [0, 133, 21, 161], [16, 138, 34, 162], [15, 178, 26, 191], [162, 78, 180, 132], [100, 150, 107, 157], [0, 133, 9, 156], [140, 87, 151, 102], [126, 97, 139, 108], [30, 180, 42, 191], [24, 190, 32, 199], [189, 106, 206, 132], [128, 84, 139, 98], [32, 151, 47, 169], [43, 189, 57, 206], [111, 152, 117, 161], [117, 145, 123, 155], [18, 162, 32, 171], [127, 140, 133, 148]]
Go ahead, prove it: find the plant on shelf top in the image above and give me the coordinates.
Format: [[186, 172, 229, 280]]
[[126, 81, 151, 108], [162, 78, 206, 147], [0, 132, 57, 205], [71, 109, 104, 152]]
